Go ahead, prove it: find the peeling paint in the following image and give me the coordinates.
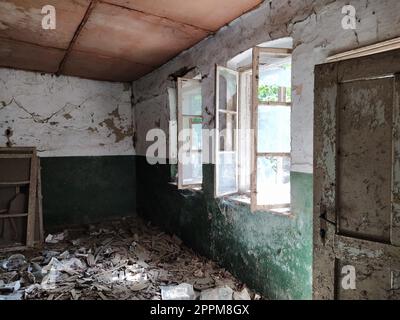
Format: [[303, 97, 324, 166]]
[[130, 0, 400, 300], [132, 0, 400, 174], [99, 107, 134, 143], [0, 68, 134, 157]]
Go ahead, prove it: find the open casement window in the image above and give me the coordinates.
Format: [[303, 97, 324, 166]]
[[251, 47, 292, 212], [177, 78, 203, 189], [215, 65, 239, 197]]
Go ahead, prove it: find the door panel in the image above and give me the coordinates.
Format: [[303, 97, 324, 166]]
[[338, 78, 393, 243], [313, 49, 400, 300]]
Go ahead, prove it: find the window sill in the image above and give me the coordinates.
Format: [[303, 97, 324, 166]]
[[224, 194, 251, 205], [220, 194, 293, 217], [168, 182, 203, 193]]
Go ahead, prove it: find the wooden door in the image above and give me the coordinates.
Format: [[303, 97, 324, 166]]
[[313, 49, 400, 299]]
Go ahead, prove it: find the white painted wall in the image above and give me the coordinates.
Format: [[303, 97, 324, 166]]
[[0, 68, 134, 157], [132, 0, 400, 174]]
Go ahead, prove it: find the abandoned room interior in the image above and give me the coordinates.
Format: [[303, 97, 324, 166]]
[[1, 0, 400, 302]]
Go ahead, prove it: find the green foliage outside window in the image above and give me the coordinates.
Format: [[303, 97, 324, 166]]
[[259, 85, 280, 102], [258, 63, 292, 102], [258, 85, 292, 102]]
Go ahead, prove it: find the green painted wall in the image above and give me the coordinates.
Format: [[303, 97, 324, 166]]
[[136, 156, 313, 300], [41, 156, 136, 227]]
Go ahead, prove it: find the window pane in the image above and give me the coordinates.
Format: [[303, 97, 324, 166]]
[[182, 80, 202, 115], [183, 117, 202, 151], [218, 69, 238, 111], [191, 121, 202, 151], [258, 59, 291, 103], [182, 151, 202, 185], [217, 152, 237, 195], [257, 156, 290, 206], [219, 112, 236, 151], [258, 105, 290, 153]]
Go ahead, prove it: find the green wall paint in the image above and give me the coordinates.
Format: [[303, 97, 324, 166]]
[[40, 154, 312, 299], [136, 156, 313, 300], [41, 156, 136, 227]]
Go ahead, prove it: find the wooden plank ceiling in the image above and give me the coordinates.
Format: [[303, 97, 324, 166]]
[[0, 0, 263, 82]]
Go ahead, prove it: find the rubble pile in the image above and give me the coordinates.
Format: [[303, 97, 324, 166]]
[[0, 215, 260, 300]]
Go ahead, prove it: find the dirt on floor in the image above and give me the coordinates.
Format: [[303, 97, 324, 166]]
[[0, 215, 261, 300]]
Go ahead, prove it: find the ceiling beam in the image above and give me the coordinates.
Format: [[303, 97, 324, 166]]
[[56, 0, 99, 75]]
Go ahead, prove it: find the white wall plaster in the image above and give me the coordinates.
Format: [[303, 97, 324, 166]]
[[0, 68, 134, 157], [132, 0, 400, 174]]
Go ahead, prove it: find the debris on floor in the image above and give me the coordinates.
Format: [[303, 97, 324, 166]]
[[200, 285, 233, 300], [0, 215, 261, 300], [161, 283, 196, 300], [45, 232, 66, 244]]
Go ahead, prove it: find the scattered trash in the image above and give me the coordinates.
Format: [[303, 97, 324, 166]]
[[233, 287, 251, 300], [161, 283, 196, 300], [45, 231, 66, 244], [1, 254, 26, 271], [200, 286, 233, 300], [0, 291, 23, 300], [193, 269, 204, 278], [0, 216, 262, 300], [0, 279, 23, 300], [0, 280, 20, 294]]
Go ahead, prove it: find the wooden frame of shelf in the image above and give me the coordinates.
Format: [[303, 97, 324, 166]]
[[0, 147, 41, 252]]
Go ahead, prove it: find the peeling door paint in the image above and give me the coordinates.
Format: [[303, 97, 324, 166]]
[[313, 50, 400, 300]]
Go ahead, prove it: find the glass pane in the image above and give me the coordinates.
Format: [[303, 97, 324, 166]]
[[219, 112, 236, 151], [218, 68, 238, 111], [182, 80, 202, 115], [258, 105, 290, 153], [257, 156, 290, 206], [191, 121, 202, 151], [217, 152, 237, 195], [182, 117, 202, 151], [258, 56, 291, 103], [182, 151, 202, 185]]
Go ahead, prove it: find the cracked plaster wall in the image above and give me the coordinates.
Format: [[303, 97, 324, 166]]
[[0, 68, 134, 157], [132, 0, 400, 174]]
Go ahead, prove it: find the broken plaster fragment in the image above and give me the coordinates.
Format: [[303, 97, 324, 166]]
[[233, 287, 251, 300], [161, 283, 196, 300], [1, 254, 26, 271], [200, 286, 233, 300], [45, 231, 66, 244]]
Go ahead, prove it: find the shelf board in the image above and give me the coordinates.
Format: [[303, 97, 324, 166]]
[[0, 154, 33, 159], [0, 181, 30, 187], [0, 213, 28, 219]]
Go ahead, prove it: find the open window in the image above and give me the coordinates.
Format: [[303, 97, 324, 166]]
[[215, 66, 239, 197], [251, 47, 291, 212], [214, 40, 292, 214], [177, 77, 203, 189]]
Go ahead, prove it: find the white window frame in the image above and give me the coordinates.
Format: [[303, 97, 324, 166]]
[[177, 77, 203, 190], [250, 46, 292, 212], [214, 65, 239, 197], [238, 70, 252, 194]]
